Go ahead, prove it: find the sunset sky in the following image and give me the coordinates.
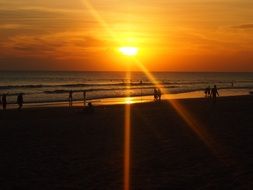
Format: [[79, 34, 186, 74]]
[[1, 0, 253, 71]]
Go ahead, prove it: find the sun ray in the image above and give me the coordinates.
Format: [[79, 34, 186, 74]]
[[81, 1, 233, 188], [132, 58, 229, 162], [124, 66, 132, 190], [124, 100, 131, 190], [80, 2, 132, 189], [80, 0, 116, 39]]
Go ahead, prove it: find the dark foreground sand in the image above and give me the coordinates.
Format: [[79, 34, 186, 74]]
[[1, 96, 253, 190]]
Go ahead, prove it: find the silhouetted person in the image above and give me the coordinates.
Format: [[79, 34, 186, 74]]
[[211, 85, 219, 104], [2, 94, 7, 110], [204, 86, 211, 98], [83, 91, 86, 107], [154, 88, 158, 101], [17, 93, 24, 110], [69, 90, 73, 107], [157, 88, 162, 101]]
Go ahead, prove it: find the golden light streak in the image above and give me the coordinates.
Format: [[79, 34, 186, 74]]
[[81, 0, 139, 50], [81, 0, 116, 39], [132, 58, 224, 158], [124, 65, 132, 190], [134, 59, 240, 169], [124, 103, 131, 190], [81, 0, 231, 187], [133, 58, 167, 90], [167, 99, 217, 150], [81, 2, 133, 189]]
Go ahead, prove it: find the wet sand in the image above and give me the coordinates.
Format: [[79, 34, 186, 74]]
[[1, 95, 253, 189]]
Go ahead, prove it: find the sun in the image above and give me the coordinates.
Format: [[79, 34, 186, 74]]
[[119, 46, 139, 56]]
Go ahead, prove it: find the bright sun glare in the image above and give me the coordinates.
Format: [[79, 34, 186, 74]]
[[119, 46, 139, 56]]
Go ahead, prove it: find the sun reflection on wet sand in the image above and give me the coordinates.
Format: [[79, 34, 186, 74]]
[[124, 69, 131, 190], [124, 97, 135, 104], [124, 103, 131, 190]]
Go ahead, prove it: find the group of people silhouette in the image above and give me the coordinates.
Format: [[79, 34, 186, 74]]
[[0, 91, 89, 111], [1, 85, 220, 110], [154, 88, 162, 101], [204, 85, 219, 103], [0, 93, 23, 110]]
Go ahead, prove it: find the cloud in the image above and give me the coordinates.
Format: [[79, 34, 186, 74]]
[[0, 31, 109, 60], [0, 24, 28, 29], [231, 24, 253, 29], [0, 7, 96, 32], [0, 0, 85, 11]]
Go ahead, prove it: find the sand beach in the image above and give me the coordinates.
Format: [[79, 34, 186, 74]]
[[2, 0, 253, 189], [1, 95, 253, 189]]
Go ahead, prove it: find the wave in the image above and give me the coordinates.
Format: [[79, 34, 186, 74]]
[[0, 83, 141, 90], [43, 86, 253, 94], [0, 82, 181, 90], [43, 86, 178, 94], [2, 80, 253, 90], [0, 84, 46, 90], [3, 87, 253, 105]]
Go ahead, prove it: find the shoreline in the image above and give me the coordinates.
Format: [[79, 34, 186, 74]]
[[2, 88, 252, 110], [1, 86, 252, 109]]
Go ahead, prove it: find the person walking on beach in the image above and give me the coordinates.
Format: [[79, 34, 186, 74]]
[[204, 86, 211, 98], [69, 90, 73, 107], [157, 88, 162, 101], [2, 94, 7, 110], [17, 93, 24, 110], [154, 88, 158, 101], [83, 90, 86, 107], [211, 85, 219, 104]]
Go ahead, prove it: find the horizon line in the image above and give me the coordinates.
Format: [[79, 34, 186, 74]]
[[1, 70, 253, 73]]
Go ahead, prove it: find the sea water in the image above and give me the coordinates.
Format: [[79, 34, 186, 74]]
[[0, 71, 253, 104]]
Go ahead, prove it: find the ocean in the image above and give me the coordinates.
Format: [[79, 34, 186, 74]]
[[0, 71, 253, 104]]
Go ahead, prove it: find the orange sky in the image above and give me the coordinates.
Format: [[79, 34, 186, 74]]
[[1, 0, 253, 71]]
